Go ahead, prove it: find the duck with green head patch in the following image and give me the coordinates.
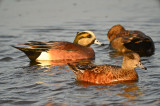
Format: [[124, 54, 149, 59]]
[[13, 31, 103, 61]]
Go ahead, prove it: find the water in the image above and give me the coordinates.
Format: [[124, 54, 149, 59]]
[[0, 0, 160, 105]]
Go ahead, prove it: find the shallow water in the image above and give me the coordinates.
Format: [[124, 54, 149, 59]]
[[0, 0, 160, 106]]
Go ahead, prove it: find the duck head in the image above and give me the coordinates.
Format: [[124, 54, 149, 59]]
[[74, 31, 103, 47], [122, 53, 147, 70], [107, 24, 125, 42]]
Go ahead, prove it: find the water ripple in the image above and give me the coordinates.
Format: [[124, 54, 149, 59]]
[[0, 57, 13, 61], [0, 0, 160, 105]]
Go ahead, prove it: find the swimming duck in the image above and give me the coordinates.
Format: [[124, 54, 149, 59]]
[[68, 53, 147, 84], [13, 31, 103, 61], [107, 24, 155, 56]]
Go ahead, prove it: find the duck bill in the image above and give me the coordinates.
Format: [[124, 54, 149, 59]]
[[137, 62, 147, 70], [94, 39, 104, 45]]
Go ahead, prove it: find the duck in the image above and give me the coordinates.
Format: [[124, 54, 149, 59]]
[[107, 24, 155, 56], [13, 31, 103, 61], [68, 53, 147, 84]]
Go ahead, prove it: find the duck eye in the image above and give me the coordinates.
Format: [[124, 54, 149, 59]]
[[87, 34, 92, 38]]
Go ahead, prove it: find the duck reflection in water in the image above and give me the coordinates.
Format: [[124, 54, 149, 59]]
[[117, 83, 143, 102], [29, 59, 93, 69], [74, 80, 143, 105]]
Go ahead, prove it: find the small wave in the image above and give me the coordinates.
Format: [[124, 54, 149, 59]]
[[13, 100, 37, 105], [0, 35, 18, 38], [0, 57, 13, 61]]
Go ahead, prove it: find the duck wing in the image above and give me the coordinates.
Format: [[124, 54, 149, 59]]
[[13, 41, 81, 51], [68, 63, 121, 74], [12, 41, 80, 61], [67, 63, 97, 74], [118, 31, 154, 52]]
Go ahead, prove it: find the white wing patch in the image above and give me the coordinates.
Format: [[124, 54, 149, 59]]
[[37, 52, 51, 60]]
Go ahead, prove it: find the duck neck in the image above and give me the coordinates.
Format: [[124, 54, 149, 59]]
[[120, 68, 138, 81], [73, 39, 79, 45], [121, 64, 138, 79], [121, 61, 135, 71]]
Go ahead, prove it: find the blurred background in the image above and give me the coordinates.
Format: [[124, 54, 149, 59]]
[[0, 0, 160, 106]]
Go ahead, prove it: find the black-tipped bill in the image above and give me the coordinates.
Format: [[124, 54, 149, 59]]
[[94, 39, 104, 45], [137, 62, 147, 70]]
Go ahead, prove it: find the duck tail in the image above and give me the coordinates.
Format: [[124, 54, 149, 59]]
[[67, 63, 97, 75], [67, 63, 79, 75], [67, 63, 85, 76], [12, 45, 42, 61]]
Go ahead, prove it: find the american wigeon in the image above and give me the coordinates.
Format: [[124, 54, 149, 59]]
[[13, 31, 103, 61], [107, 24, 155, 56], [68, 53, 147, 84]]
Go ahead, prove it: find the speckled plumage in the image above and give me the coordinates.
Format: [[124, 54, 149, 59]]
[[68, 53, 146, 84]]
